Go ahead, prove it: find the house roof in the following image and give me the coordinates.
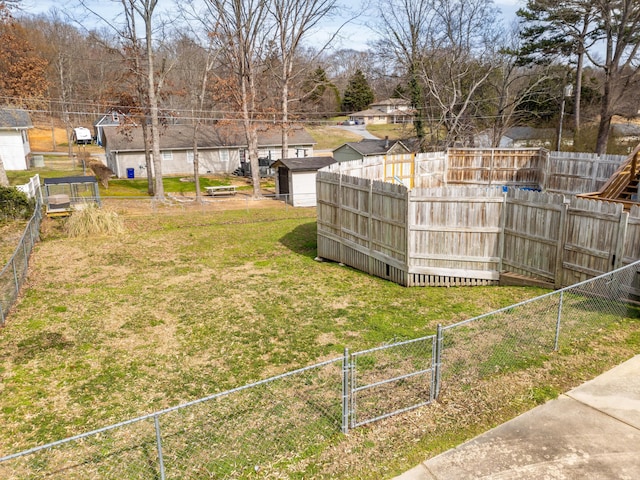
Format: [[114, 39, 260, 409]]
[[271, 156, 336, 171], [371, 98, 411, 107], [612, 123, 640, 137], [0, 108, 33, 130], [504, 126, 556, 141], [350, 108, 415, 118], [335, 139, 409, 156], [103, 124, 316, 152]]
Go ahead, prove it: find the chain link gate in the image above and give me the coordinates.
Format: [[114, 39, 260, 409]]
[[346, 334, 439, 429]]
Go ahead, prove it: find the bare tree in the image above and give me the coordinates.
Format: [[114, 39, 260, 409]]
[[268, 0, 341, 159], [204, 0, 272, 197], [78, 0, 169, 199], [374, 0, 435, 141], [589, 0, 640, 154]]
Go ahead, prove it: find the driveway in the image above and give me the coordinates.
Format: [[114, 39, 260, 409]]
[[330, 124, 379, 140]]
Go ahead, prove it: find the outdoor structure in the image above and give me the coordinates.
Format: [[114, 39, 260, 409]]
[[0, 108, 33, 171], [93, 109, 124, 146], [43, 176, 101, 217], [102, 124, 316, 179], [271, 156, 336, 207], [333, 138, 412, 163], [348, 98, 414, 126], [316, 148, 640, 288]]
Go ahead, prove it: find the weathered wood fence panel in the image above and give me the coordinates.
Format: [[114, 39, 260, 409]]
[[502, 189, 567, 286], [544, 152, 626, 195], [407, 187, 504, 286], [384, 153, 415, 188], [316, 170, 409, 284], [414, 152, 446, 189], [446, 149, 543, 188], [317, 151, 639, 288], [562, 198, 626, 286], [624, 205, 640, 265]]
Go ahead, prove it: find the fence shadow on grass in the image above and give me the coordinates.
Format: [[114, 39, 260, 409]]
[[278, 220, 318, 259]]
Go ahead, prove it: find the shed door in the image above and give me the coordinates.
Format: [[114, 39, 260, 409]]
[[278, 167, 290, 195]]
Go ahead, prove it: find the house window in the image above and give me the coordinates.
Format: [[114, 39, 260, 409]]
[[187, 151, 194, 163], [295, 148, 308, 158], [162, 151, 173, 161], [111, 112, 119, 122], [220, 150, 229, 163]]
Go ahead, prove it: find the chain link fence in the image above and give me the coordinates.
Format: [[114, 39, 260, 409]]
[[0, 193, 43, 324], [1, 218, 638, 478]]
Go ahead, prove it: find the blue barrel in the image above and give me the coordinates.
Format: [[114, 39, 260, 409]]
[[126, 168, 135, 179]]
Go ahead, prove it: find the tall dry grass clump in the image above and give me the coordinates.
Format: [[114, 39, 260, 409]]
[[65, 204, 125, 237]]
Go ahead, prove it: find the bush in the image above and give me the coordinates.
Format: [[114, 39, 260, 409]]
[[65, 203, 125, 237], [0, 186, 34, 222]]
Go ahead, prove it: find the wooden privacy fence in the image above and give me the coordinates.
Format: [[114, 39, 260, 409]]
[[316, 149, 639, 288], [330, 148, 626, 195]]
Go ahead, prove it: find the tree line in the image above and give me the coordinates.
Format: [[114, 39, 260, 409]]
[[1, 0, 639, 195]]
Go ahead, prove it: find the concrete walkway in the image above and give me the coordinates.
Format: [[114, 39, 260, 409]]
[[395, 355, 640, 480]]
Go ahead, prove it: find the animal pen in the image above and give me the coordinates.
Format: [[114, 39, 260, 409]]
[[316, 148, 640, 289]]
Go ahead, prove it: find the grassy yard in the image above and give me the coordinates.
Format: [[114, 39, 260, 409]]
[[1, 206, 639, 477]]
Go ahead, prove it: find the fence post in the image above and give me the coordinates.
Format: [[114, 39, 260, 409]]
[[554, 199, 570, 288], [12, 258, 19, 293], [433, 324, 443, 400], [554, 291, 564, 351], [0, 301, 4, 327], [342, 348, 350, 434], [154, 415, 166, 480]]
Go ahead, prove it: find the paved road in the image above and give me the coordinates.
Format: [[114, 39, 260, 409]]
[[330, 124, 379, 140], [395, 355, 640, 480]]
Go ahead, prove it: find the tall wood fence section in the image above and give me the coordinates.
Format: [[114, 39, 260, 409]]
[[544, 151, 626, 195], [502, 189, 567, 287], [316, 149, 638, 288], [407, 187, 504, 286], [445, 148, 543, 188], [316, 171, 409, 285]]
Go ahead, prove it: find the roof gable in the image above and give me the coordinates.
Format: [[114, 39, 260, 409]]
[[0, 109, 33, 129], [335, 139, 410, 156]]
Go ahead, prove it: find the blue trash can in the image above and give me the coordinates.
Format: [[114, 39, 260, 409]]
[[126, 168, 135, 179]]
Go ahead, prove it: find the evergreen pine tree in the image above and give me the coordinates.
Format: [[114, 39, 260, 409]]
[[341, 69, 374, 113]]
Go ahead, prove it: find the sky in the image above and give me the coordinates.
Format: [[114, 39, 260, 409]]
[[21, 0, 523, 52]]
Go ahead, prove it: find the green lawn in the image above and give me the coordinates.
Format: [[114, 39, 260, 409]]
[[0, 204, 638, 479]]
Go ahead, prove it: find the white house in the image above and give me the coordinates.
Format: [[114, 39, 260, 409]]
[[271, 156, 336, 207], [349, 98, 415, 126], [102, 124, 317, 178], [0, 108, 33, 171]]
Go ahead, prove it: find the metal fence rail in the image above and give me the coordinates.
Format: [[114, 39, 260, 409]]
[[0, 230, 638, 477]]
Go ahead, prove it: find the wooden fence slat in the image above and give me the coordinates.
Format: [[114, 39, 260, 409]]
[[317, 150, 638, 287]]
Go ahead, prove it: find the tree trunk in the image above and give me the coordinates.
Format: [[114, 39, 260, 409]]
[[193, 124, 201, 203], [142, 121, 154, 195], [281, 73, 289, 161], [0, 155, 9, 187], [595, 96, 612, 155], [145, 10, 164, 200]]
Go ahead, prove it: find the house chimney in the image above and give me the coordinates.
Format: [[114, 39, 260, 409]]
[[384, 136, 389, 149]]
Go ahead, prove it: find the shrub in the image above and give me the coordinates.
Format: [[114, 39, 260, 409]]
[[0, 186, 34, 222], [65, 203, 125, 237]]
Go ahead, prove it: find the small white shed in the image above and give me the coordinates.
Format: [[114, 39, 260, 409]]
[[272, 157, 336, 207], [0, 108, 33, 171]]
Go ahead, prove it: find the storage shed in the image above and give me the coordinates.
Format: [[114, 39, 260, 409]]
[[43, 176, 101, 216], [272, 157, 336, 207]]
